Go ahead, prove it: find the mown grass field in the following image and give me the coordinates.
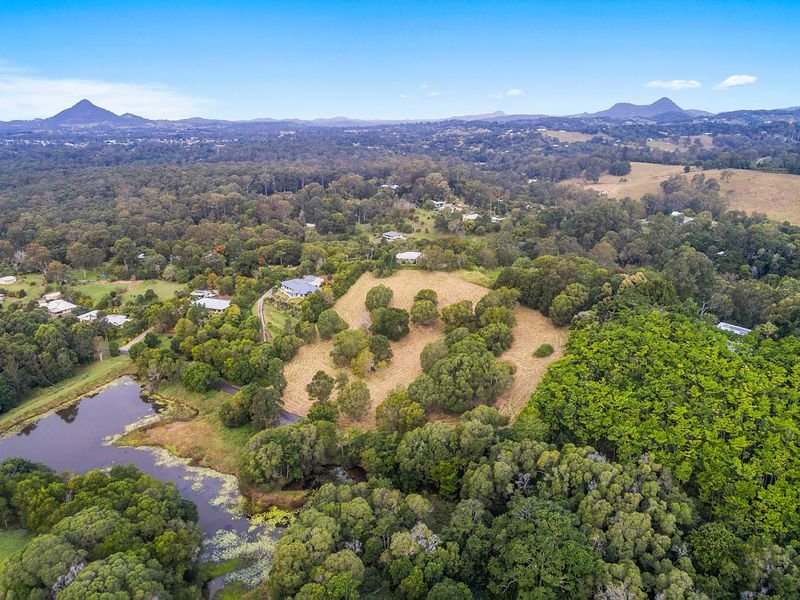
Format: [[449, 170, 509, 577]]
[[571, 162, 800, 224], [0, 529, 32, 561], [646, 134, 713, 152], [0, 355, 135, 434], [72, 279, 183, 302], [281, 270, 565, 425], [0, 274, 46, 306]]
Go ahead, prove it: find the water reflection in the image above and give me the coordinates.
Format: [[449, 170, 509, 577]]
[[0, 377, 280, 592]]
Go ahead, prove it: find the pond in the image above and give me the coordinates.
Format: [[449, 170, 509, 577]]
[[0, 377, 281, 595]]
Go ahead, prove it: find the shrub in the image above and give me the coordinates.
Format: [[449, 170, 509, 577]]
[[414, 289, 438, 304], [410, 299, 439, 326], [182, 362, 220, 392], [317, 308, 348, 339], [143, 331, 160, 348], [337, 380, 371, 420], [371, 307, 409, 341], [533, 343, 554, 357], [365, 284, 393, 311]]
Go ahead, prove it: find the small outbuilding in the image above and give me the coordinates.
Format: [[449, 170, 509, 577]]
[[0, 275, 17, 285]]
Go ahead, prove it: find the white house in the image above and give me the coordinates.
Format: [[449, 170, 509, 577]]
[[43, 291, 62, 302], [0, 275, 17, 285], [462, 213, 480, 221], [77, 310, 132, 326], [77, 310, 100, 322], [104, 314, 132, 327], [396, 251, 422, 264], [190, 289, 217, 299], [382, 231, 406, 242], [192, 297, 232, 313], [717, 322, 753, 336], [45, 299, 77, 317], [280, 276, 322, 299]]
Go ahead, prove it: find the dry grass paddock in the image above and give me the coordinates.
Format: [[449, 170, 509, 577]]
[[280, 270, 565, 426], [570, 162, 800, 224]]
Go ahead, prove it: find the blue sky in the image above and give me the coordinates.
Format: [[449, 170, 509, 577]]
[[0, 0, 797, 120]]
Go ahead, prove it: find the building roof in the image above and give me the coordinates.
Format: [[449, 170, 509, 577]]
[[382, 231, 405, 239], [43, 291, 62, 301], [192, 297, 231, 311], [77, 310, 100, 322], [462, 213, 480, 221], [281, 278, 320, 296], [104, 314, 132, 327], [190, 289, 217, 298], [717, 322, 753, 336], [0, 275, 17, 285], [396, 251, 422, 261], [46, 299, 77, 314]]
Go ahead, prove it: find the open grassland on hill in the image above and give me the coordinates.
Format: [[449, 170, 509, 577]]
[[646, 134, 713, 152], [281, 270, 565, 425], [572, 161, 800, 224]]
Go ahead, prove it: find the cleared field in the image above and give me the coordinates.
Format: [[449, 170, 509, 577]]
[[647, 134, 713, 152], [570, 162, 687, 199], [540, 129, 601, 143], [0, 274, 45, 306], [572, 162, 800, 224], [73, 279, 183, 302], [281, 270, 565, 425]]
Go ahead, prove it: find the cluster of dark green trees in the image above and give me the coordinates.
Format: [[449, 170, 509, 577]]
[[265, 405, 800, 598], [0, 306, 123, 413], [0, 459, 203, 598]]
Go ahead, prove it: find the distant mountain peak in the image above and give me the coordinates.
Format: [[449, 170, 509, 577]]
[[583, 97, 697, 120], [43, 99, 143, 127]]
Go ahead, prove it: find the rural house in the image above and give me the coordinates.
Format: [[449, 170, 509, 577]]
[[382, 231, 406, 242], [396, 251, 422, 264], [280, 276, 322, 299], [192, 297, 231, 313], [45, 299, 77, 317]]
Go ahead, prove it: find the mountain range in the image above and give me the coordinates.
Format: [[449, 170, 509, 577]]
[[0, 97, 796, 132]]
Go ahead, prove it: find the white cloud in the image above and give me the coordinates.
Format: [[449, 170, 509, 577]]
[[489, 88, 526, 99], [0, 72, 211, 120], [425, 90, 442, 97], [714, 74, 758, 90], [645, 79, 701, 90]]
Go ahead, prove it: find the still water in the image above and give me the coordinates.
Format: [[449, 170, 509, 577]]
[[0, 377, 279, 593]]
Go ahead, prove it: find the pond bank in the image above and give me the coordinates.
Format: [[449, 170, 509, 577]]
[[0, 377, 284, 596]]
